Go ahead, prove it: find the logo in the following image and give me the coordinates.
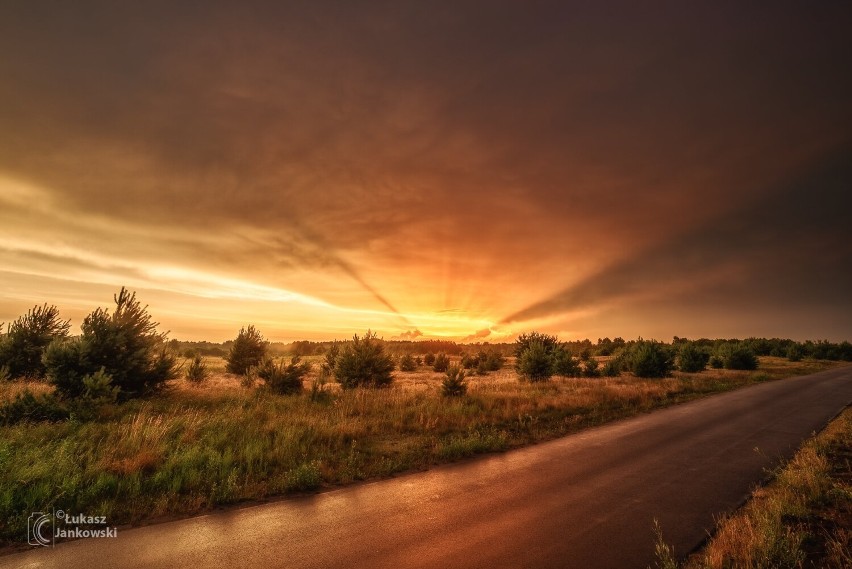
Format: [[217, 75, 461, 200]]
[[27, 510, 118, 547], [28, 512, 53, 547]]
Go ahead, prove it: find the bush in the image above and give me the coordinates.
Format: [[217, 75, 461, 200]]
[[583, 357, 600, 378], [722, 344, 759, 370], [433, 353, 450, 372], [0, 304, 70, 379], [0, 390, 68, 425], [399, 353, 417, 372], [628, 341, 674, 378], [68, 369, 120, 421], [516, 340, 553, 382], [258, 356, 310, 395], [43, 288, 177, 399], [423, 352, 436, 366], [334, 331, 395, 388], [552, 347, 580, 377], [185, 354, 208, 383], [709, 355, 724, 369], [226, 325, 268, 375], [483, 350, 504, 371], [442, 365, 468, 397], [460, 353, 479, 369], [475, 358, 488, 375], [787, 343, 804, 362], [678, 343, 709, 373], [601, 359, 621, 377]]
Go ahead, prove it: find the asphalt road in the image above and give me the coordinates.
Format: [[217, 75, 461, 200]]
[[6, 366, 852, 569]]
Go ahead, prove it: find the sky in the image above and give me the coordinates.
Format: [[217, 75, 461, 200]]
[[1, 1, 851, 343]]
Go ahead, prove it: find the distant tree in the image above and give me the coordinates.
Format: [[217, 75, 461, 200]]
[[582, 357, 600, 378], [423, 352, 436, 366], [483, 350, 504, 371], [628, 341, 674, 378], [601, 358, 622, 377], [552, 346, 580, 377], [0, 304, 70, 379], [226, 325, 268, 375], [460, 352, 479, 370], [289, 340, 314, 357], [786, 343, 804, 362], [677, 343, 709, 373], [839, 341, 852, 362], [334, 331, 395, 388], [432, 353, 450, 372], [399, 353, 417, 372], [721, 344, 759, 370]]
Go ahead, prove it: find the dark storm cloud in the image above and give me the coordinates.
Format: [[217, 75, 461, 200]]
[[1, 1, 851, 337], [503, 144, 852, 323]]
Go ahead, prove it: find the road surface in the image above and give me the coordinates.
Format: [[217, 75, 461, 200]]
[[5, 366, 852, 568]]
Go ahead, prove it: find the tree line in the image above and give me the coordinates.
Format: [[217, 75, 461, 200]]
[[1, 288, 850, 424]]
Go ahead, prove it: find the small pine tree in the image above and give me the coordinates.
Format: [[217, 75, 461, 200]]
[[442, 364, 468, 397], [399, 353, 417, 372], [786, 343, 804, 362], [423, 352, 436, 366], [552, 346, 579, 377], [678, 343, 709, 373], [601, 358, 621, 377], [0, 304, 70, 379], [44, 288, 176, 399], [460, 353, 479, 369], [583, 357, 600, 378], [258, 356, 310, 394], [484, 350, 504, 371], [185, 354, 208, 383], [334, 331, 395, 388], [433, 353, 450, 372], [516, 340, 553, 382], [722, 344, 759, 370], [629, 341, 674, 378], [475, 358, 488, 375], [226, 325, 268, 375]]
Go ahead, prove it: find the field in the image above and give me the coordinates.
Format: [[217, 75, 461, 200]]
[[0, 356, 846, 546]]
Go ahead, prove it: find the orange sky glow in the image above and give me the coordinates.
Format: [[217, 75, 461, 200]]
[[1, 3, 850, 343]]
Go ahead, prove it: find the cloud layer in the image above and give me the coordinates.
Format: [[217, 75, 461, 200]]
[[1, 2, 850, 340]]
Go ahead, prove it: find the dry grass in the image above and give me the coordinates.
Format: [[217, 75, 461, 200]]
[[682, 405, 852, 568], [0, 356, 846, 545]]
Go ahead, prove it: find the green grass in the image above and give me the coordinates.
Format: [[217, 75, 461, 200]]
[[0, 357, 846, 545]]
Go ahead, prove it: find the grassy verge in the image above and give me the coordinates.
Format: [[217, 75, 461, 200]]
[[1, 357, 846, 546], [659, 397, 852, 568]]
